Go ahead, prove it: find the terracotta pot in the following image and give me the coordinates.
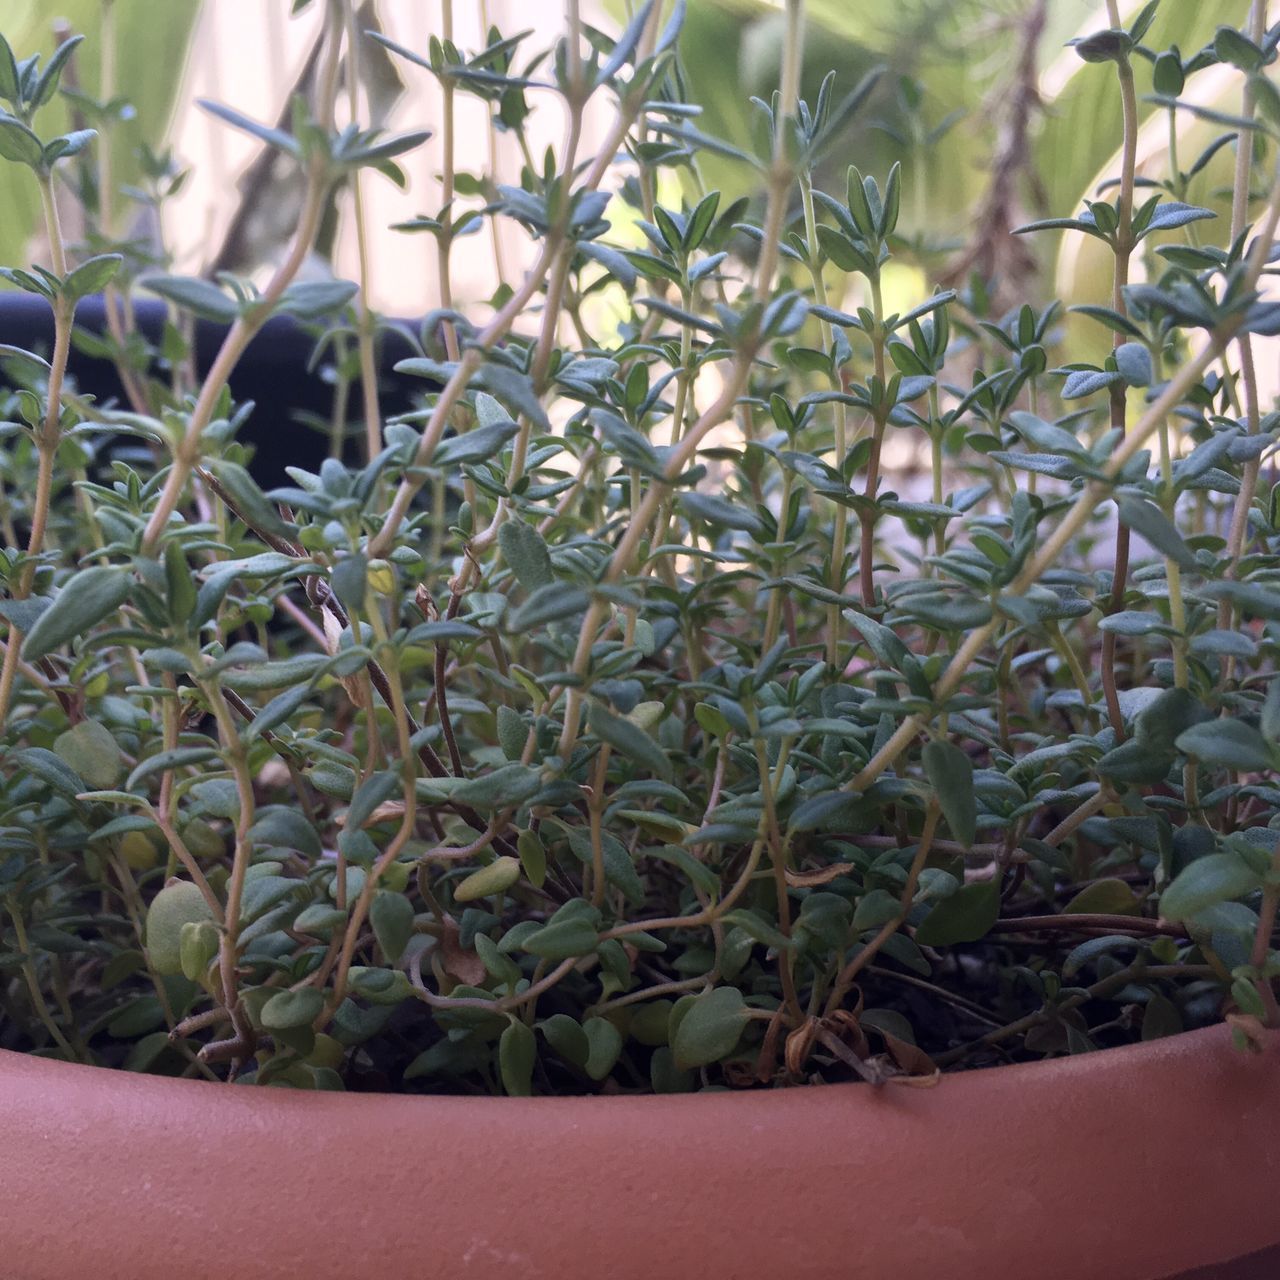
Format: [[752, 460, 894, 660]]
[[1, 1025, 1277, 1280]]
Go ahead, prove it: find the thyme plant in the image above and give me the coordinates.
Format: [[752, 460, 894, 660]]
[[1, 0, 1278, 1094]]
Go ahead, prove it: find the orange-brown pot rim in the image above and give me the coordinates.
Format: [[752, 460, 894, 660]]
[[2, 1024, 1277, 1280]]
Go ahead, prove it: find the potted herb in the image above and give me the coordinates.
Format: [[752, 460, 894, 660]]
[[2, 3, 1279, 1278]]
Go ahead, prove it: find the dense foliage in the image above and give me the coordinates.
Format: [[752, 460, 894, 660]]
[[1, 1, 1278, 1095]]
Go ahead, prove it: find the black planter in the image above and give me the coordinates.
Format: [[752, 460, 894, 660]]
[[0, 292, 425, 484]]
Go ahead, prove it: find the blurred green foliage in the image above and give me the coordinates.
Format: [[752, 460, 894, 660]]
[[0, 0, 199, 273]]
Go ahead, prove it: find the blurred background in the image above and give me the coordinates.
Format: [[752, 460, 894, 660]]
[[0, 0, 1260, 361]]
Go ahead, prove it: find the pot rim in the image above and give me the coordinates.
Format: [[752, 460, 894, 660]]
[[2, 1024, 1278, 1280], [0, 1016, 1258, 1105]]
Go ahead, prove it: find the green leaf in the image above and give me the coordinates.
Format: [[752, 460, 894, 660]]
[[1139, 202, 1215, 237], [1006, 411, 1087, 458], [816, 223, 872, 273], [294, 904, 346, 936], [590, 409, 663, 476], [852, 888, 901, 932], [244, 684, 314, 743], [15, 746, 88, 798], [431, 420, 520, 467], [788, 791, 864, 833], [0, 596, 50, 633], [694, 703, 731, 739], [1116, 496, 1196, 569], [141, 274, 239, 323], [588, 702, 671, 780], [684, 189, 720, 251], [127, 747, 220, 791], [507, 583, 589, 631], [879, 161, 901, 237], [913, 880, 1000, 946], [0, 36, 19, 102], [1127, 0, 1160, 42], [1063, 934, 1142, 978], [145, 881, 216, 976], [346, 770, 400, 831], [1142, 993, 1183, 1041], [330, 553, 369, 612], [679, 491, 764, 536], [720, 909, 793, 949], [522, 915, 598, 961], [31, 34, 83, 109], [1261, 680, 1280, 745], [1113, 342, 1151, 388], [583, 1016, 624, 1081], [540, 1013, 590, 1068], [0, 114, 43, 168], [198, 99, 300, 155], [260, 987, 325, 1031], [1214, 25, 1265, 73], [517, 829, 547, 889], [1061, 368, 1123, 399], [453, 856, 522, 902], [1203, 581, 1280, 621], [42, 130, 97, 164], [648, 844, 720, 899], [672, 986, 748, 1070], [21, 565, 131, 661], [1160, 854, 1264, 923], [346, 967, 413, 1006], [1175, 720, 1275, 772], [843, 609, 930, 697], [278, 280, 358, 319], [1098, 611, 1173, 638], [163, 540, 197, 627], [565, 828, 645, 906], [54, 719, 123, 791], [499, 1018, 536, 1096], [179, 921, 220, 983], [921, 739, 976, 845], [1062, 878, 1138, 916], [370, 890, 414, 962], [1070, 28, 1133, 63], [62, 253, 122, 303], [496, 705, 526, 760], [211, 460, 295, 540], [453, 763, 542, 812], [498, 519, 554, 591]]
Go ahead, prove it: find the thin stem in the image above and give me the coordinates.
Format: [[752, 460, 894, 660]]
[[752, 727, 800, 1021], [557, 0, 805, 759], [1250, 840, 1280, 1027], [935, 963, 1215, 1068], [140, 9, 344, 554], [326, 600, 418, 1013], [1046, 620, 1095, 717], [859, 272, 888, 610], [824, 803, 941, 1016], [197, 674, 260, 1066], [800, 169, 850, 663], [344, 0, 383, 462], [6, 896, 79, 1060], [1218, 0, 1268, 644], [436, 0, 460, 362], [0, 174, 75, 726], [1100, 0, 1138, 740], [1153, 342, 1189, 687], [369, 5, 662, 560], [95, 0, 149, 415], [844, 171, 1280, 798]]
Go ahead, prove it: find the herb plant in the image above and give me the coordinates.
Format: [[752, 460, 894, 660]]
[[1, 1, 1278, 1095]]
